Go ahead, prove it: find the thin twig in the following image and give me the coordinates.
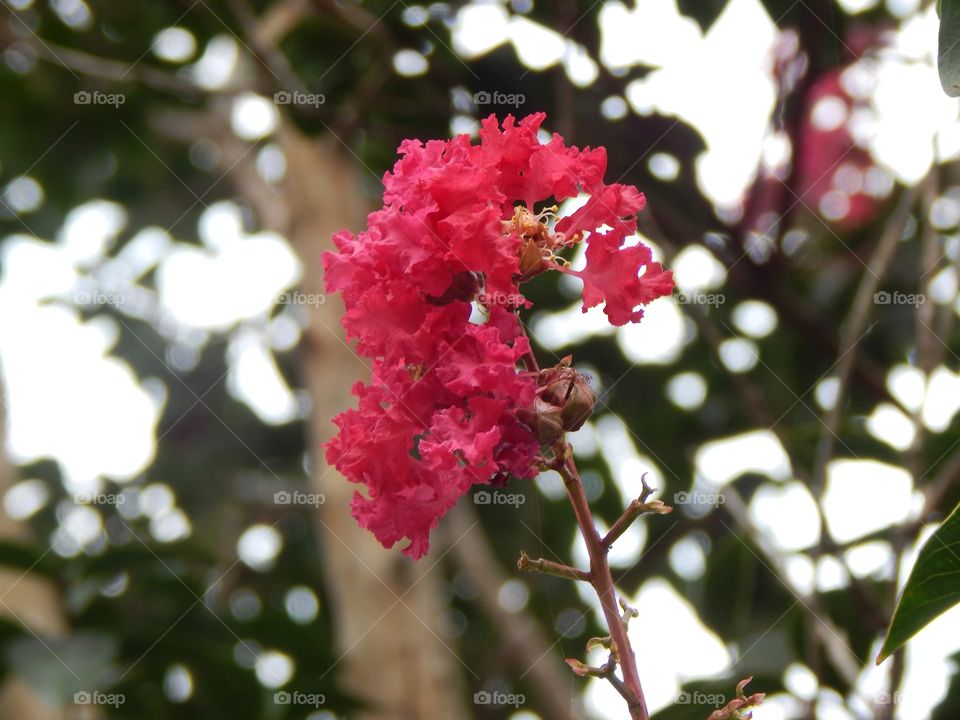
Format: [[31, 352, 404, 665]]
[[517, 550, 591, 582], [602, 475, 672, 550]]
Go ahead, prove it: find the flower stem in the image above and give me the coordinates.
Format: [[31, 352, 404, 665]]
[[553, 448, 650, 720]]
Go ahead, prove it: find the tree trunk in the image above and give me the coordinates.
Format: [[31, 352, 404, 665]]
[[278, 123, 468, 719]]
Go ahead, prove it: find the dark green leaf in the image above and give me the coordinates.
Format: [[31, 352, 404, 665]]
[[879, 501, 960, 663], [939, 0, 960, 95]]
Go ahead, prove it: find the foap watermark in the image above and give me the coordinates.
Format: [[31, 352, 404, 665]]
[[473, 90, 525, 108], [474, 489, 525, 508], [677, 691, 726, 708], [676, 291, 725, 307], [874, 290, 924, 307], [74, 492, 126, 507], [278, 291, 325, 307], [74, 691, 125, 708], [74, 291, 126, 307], [673, 490, 725, 507], [274, 90, 325, 108], [273, 691, 326, 707], [473, 690, 525, 708], [876, 691, 903, 705], [74, 90, 125, 108], [478, 291, 526, 307], [275, 490, 326, 507]]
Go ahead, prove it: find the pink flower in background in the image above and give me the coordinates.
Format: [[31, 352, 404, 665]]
[[324, 113, 673, 558]]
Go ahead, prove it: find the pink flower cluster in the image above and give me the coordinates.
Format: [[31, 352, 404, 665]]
[[324, 114, 673, 558]]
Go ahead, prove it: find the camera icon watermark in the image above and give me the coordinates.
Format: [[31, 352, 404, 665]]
[[473, 490, 525, 508], [74, 492, 126, 507], [274, 490, 326, 508], [278, 291, 326, 307], [673, 490, 725, 507], [676, 292, 725, 307], [74, 291, 126, 307], [74, 90, 125, 108], [473, 90, 525, 108], [677, 691, 726, 707], [74, 691, 125, 707], [873, 290, 924, 307], [273, 690, 326, 707], [473, 690, 525, 707], [274, 90, 325, 108], [876, 691, 903, 705], [478, 291, 526, 308]]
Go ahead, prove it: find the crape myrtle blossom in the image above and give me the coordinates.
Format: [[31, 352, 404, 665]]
[[323, 113, 674, 558]]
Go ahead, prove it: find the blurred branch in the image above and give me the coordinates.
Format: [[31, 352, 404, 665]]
[[811, 179, 929, 493], [254, 0, 310, 46], [906, 175, 941, 482], [638, 213, 780, 430], [646, 202, 912, 417], [310, 0, 392, 40], [552, 0, 576, 140], [764, 282, 910, 415], [914, 177, 942, 378], [0, 19, 201, 97], [446, 505, 580, 720], [307, 0, 459, 140], [308, 0, 400, 138], [224, 0, 310, 94]]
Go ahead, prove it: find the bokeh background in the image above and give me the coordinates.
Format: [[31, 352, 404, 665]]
[[0, 0, 958, 718]]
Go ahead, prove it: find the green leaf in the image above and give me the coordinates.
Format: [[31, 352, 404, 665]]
[[939, 0, 960, 96], [878, 501, 960, 663]]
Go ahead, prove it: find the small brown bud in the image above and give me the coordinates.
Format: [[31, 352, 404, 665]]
[[539, 358, 596, 433], [518, 397, 566, 446], [520, 357, 597, 444]]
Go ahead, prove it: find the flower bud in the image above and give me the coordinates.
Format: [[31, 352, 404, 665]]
[[517, 397, 566, 446], [520, 357, 597, 445], [559, 375, 596, 432], [539, 358, 596, 433]]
